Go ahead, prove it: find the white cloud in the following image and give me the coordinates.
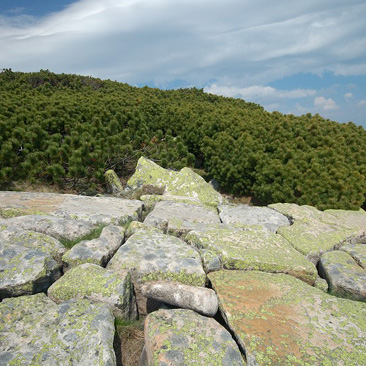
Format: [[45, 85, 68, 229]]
[[344, 92, 353, 98], [314, 96, 339, 111], [358, 100, 366, 106]]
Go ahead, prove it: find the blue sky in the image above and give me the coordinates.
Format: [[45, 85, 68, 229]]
[[1, 0, 365, 128]]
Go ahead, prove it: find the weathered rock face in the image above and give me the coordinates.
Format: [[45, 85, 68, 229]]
[[62, 224, 125, 270], [340, 243, 366, 268], [107, 228, 206, 314], [48, 263, 137, 319], [144, 309, 245, 365], [141, 281, 218, 317], [104, 169, 124, 195], [218, 204, 290, 233], [126, 156, 224, 207], [0, 293, 116, 366], [186, 225, 317, 285], [209, 270, 366, 366], [319, 250, 366, 301]]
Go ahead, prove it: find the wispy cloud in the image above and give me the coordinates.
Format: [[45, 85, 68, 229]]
[[314, 96, 339, 111]]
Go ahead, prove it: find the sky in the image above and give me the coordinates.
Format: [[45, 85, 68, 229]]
[[1, 0, 365, 128]]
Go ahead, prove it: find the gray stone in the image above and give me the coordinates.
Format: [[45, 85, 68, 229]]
[[340, 243, 366, 268], [0, 190, 143, 225], [0, 293, 116, 365], [48, 263, 137, 319], [144, 309, 245, 365], [104, 169, 124, 195], [314, 276, 329, 292], [319, 250, 366, 301], [141, 281, 218, 316], [218, 204, 290, 233], [144, 200, 220, 237], [124, 221, 162, 240], [0, 240, 61, 300], [107, 229, 205, 315], [62, 224, 125, 270]]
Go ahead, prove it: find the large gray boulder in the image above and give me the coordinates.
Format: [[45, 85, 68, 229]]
[[209, 270, 366, 365], [0, 293, 116, 366], [48, 263, 137, 319], [0, 240, 61, 300], [62, 224, 125, 270], [107, 228, 205, 314], [340, 243, 366, 269], [319, 250, 366, 301], [126, 156, 224, 207], [141, 281, 218, 316], [144, 309, 245, 365]]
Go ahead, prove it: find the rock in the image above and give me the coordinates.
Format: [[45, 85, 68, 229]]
[[318, 250, 366, 301], [104, 169, 124, 195], [340, 243, 366, 268], [144, 309, 245, 365], [0, 240, 61, 300], [186, 225, 317, 285], [218, 204, 290, 233], [107, 229, 205, 314], [124, 220, 162, 239], [209, 270, 366, 365], [200, 249, 222, 273], [141, 281, 218, 316], [62, 224, 124, 271], [0, 293, 116, 365], [144, 200, 220, 236], [0, 226, 66, 264], [0, 191, 143, 225], [0, 214, 96, 242], [314, 276, 329, 292], [126, 156, 224, 207], [48, 263, 137, 319]]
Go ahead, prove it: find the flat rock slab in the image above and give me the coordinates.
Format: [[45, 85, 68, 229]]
[[107, 229, 205, 314], [341, 243, 366, 268], [144, 309, 245, 365], [218, 204, 290, 233], [144, 200, 220, 236], [62, 224, 125, 270], [0, 240, 61, 300], [48, 263, 137, 319], [319, 250, 366, 301], [0, 191, 143, 225], [141, 281, 218, 316], [127, 156, 224, 207], [0, 226, 66, 264], [209, 270, 366, 366], [186, 226, 317, 285], [0, 293, 116, 366], [0, 214, 96, 242]]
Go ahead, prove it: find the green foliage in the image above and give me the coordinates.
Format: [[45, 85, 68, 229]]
[[1, 69, 366, 210]]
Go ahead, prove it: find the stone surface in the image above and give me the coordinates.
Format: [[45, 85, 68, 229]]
[[107, 228, 205, 314], [62, 224, 124, 270], [0, 226, 66, 264], [48, 263, 137, 319], [0, 240, 61, 300], [124, 221, 162, 239], [144, 200, 220, 236], [126, 156, 224, 207], [218, 204, 290, 233], [0, 190, 143, 225], [340, 243, 366, 268], [209, 270, 366, 366], [104, 169, 124, 195], [319, 250, 366, 301], [0, 293, 116, 366], [141, 281, 218, 316], [144, 308, 245, 365], [186, 225, 317, 285]]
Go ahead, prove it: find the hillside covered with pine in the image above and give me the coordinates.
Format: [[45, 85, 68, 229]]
[[1, 69, 365, 210]]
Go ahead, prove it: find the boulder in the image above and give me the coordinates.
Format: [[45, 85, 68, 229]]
[[126, 156, 224, 207], [62, 224, 125, 270], [319, 250, 366, 301], [141, 281, 218, 316], [0, 240, 61, 300], [218, 204, 290, 233], [124, 220, 163, 239], [104, 169, 124, 195], [144, 200, 220, 236], [340, 243, 366, 268], [48, 263, 137, 319], [144, 309, 245, 365], [0, 293, 116, 365], [107, 229, 205, 314], [0, 191, 143, 225], [209, 270, 366, 365], [186, 225, 317, 285]]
